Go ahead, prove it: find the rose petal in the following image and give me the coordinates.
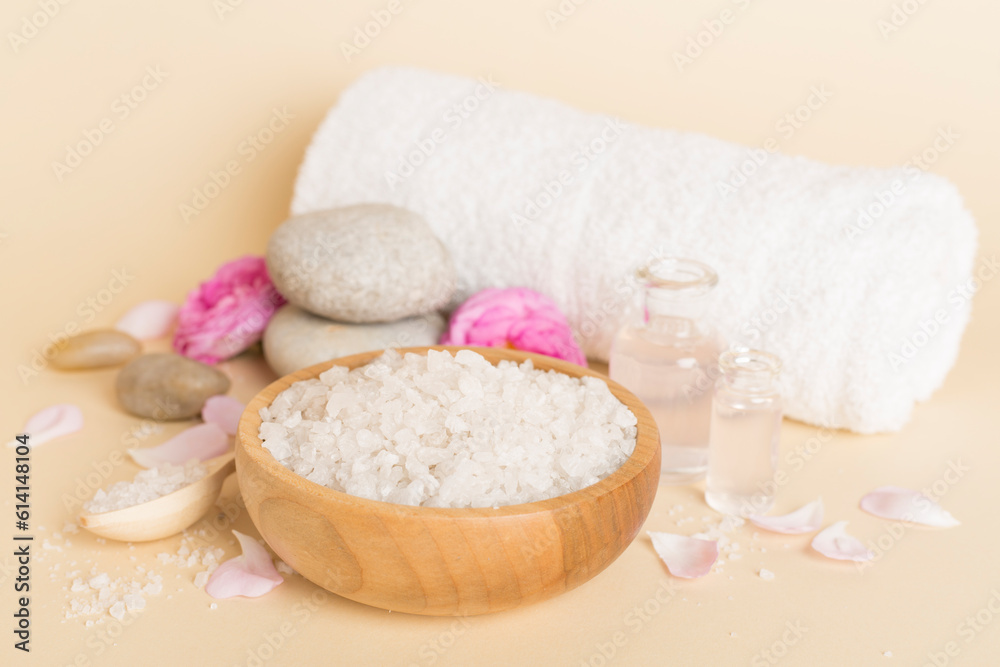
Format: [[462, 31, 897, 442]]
[[647, 531, 718, 578], [129, 423, 229, 468], [115, 300, 180, 340], [811, 521, 874, 562], [749, 499, 825, 534], [202, 396, 245, 436], [860, 486, 960, 527], [205, 530, 284, 599], [6, 404, 84, 449]]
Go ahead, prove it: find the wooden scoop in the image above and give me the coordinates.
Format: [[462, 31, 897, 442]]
[[79, 453, 236, 542]]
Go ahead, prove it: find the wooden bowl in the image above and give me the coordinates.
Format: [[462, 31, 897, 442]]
[[236, 346, 660, 616]]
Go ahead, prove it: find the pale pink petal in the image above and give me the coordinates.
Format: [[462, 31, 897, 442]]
[[202, 396, 245, 436], [115, 300, 180, 340], [129, 423, 229, 468], [205, 530, 284, 599], [749, 499, 825, 534], [6, 404, 84, 448], [811, 521, 874, 562], [860, 486, 959, 527], [647, 531, 718, 578]]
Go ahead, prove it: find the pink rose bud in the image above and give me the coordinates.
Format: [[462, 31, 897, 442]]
[[173, 256, 285, 364], [441, 287, 587, 366]]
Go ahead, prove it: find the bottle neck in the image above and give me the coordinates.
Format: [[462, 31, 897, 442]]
[[642, 285, 708, 338], [718, 350, 782, 395]]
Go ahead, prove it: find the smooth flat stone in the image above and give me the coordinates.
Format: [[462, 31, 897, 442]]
[[51, 329, 141, 370], [116, 354, 230, 421], [263, 305, 446, 376], [266, 204, 456, 323]]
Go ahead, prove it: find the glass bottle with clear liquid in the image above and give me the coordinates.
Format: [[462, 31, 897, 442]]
[[609, 258, 723, 483], [705, 349, 783, 516]]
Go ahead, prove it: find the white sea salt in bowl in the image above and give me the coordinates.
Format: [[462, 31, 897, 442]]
[[236, 346, 660, 616]]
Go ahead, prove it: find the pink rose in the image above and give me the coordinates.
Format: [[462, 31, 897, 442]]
[[441, 287, 587, 366], [173, 256, 285, 364]]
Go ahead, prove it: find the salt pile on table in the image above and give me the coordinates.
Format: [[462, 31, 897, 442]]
[[259, 349, 638, 508], [84, 461, 207, 513]]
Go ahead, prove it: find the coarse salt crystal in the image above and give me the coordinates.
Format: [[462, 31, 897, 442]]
[[258, 349, 637, 509], [84, 461, 208, 514], [758, 568, 775, 581]]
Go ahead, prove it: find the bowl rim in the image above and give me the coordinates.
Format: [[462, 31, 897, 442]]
[[236, 345, 660, 519]]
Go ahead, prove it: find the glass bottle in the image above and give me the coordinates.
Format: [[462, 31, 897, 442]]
[[705, 349, 783, 516], [609, 258, 723, 483]]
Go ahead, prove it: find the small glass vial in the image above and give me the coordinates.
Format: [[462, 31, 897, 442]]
[[705, 349, 783, 516], [609, 258, 723, 483]]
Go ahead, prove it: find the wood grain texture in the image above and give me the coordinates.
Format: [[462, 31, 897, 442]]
[[236, 346, 660, 616]]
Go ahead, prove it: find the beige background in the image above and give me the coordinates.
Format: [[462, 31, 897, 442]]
[[3, 0, 999, 665]]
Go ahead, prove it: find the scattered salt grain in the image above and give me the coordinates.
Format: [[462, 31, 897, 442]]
[[210, 603, 218, 610], [84, 461, 207, 513], [259, 349, 638, 508], [276, 560, 294, 575], [883, 650, 893, 658], [758, 568, 775, 581], [194, 571, 210, 588]]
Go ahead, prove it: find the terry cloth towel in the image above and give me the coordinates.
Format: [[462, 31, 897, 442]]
[[290, 67, 977, 434]]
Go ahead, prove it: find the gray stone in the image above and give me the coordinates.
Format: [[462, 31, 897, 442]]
[[266, 205, 456, 323], [51, 329, 141, 370], [116, 353, 231, 420], [263, 305, 446, 376]]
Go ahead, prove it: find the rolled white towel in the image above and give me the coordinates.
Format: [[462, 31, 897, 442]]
[[291, 67, 977, 434]]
